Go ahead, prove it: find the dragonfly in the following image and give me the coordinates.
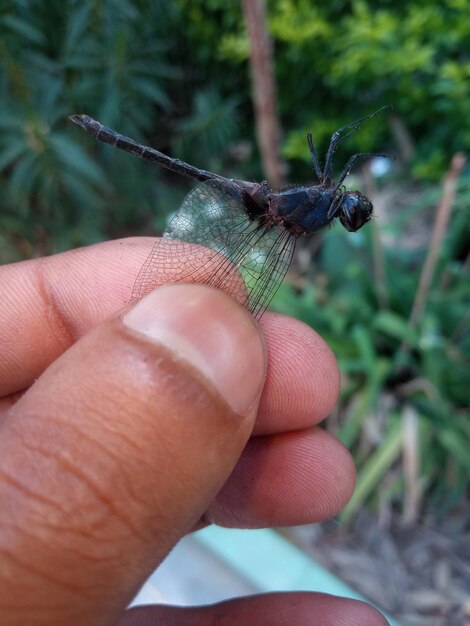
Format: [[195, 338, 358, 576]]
[[69, 106, 391, 320]]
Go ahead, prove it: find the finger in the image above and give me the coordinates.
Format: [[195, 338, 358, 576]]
[[0, 239, 339, 432], [206, 428, 356, 527], [2, 396, 352, 528], [256, 313, 339, 434], [120, 593, 389, 626], [2, 408, 352, 530], [0, 237, 151, 396], [0, 393, 22, 421], [0, 285, 266, 626], [0, 237, 244, 396], [0, 315, 338, 435]]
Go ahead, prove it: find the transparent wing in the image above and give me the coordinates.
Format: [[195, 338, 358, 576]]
[[131, 181, 296, 320]]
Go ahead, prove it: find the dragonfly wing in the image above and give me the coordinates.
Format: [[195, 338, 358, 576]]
[[131, 181, 296, 320]]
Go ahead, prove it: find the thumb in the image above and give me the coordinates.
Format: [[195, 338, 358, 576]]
[[0, 284, 266, 626]]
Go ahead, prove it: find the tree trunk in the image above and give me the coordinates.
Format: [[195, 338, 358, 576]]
[[241, 0, 286, 188]]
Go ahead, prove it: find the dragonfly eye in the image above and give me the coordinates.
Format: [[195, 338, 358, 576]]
[[338, 191, 373, 232]]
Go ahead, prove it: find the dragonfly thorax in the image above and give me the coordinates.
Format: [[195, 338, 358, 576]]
[[267, 186, 338, 236]]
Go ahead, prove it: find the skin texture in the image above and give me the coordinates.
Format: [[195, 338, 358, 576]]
[[0, 238, 388, 626]]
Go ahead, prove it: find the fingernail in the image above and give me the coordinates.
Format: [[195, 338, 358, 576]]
[[123, 285, 266, 415]]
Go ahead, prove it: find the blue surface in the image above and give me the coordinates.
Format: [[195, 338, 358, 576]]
[[196, 526, 400, 626]]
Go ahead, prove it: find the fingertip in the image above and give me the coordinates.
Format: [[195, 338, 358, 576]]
[[205, 428, 356, 527], [119, 593, 389, 626], [257, 314, 340, 432]]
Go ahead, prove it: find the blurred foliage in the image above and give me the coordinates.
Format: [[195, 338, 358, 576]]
[[0, 0, 245, 251], [0, 0, 469, 518], [178, 0, 470, 178], [2, 0, 469, 249], [272, 171, 470, 520]]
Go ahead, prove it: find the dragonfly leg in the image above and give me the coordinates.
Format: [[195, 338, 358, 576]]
[[334, 152, 389, 191], [307, 133, 323, 182], [322, 105, 392, 182]]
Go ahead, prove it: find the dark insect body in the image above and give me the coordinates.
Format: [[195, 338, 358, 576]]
[[70, 106, 390, 319]]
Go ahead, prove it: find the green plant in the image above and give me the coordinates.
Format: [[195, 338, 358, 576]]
[[0, 0, 242, 252], [272, 168, 470, 519]]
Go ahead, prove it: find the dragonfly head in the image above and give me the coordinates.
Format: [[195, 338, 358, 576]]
[[338, 191, 373, 232]]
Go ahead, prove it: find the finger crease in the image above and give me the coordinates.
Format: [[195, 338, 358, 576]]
[[34, 259, 79, 350]]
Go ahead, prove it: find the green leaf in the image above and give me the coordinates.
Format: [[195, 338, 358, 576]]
[[351, 324, 376, 374], [2, 15, 46, 45], [373, 311, 418, 345], [8, 152, 40, 206], [337, 389, 372, 449], [48, 134, 109, 189], [439, 428, 470, 473], [339, 417, 403, 523], [132, 78, 171, 109], [0, 140, 28, 172]]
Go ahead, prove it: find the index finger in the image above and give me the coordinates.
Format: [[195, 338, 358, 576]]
[[0, 238, 152, 396], [0, 238, 339, 431]]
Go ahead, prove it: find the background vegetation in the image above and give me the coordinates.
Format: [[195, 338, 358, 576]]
[[1, 0, 469, 522]]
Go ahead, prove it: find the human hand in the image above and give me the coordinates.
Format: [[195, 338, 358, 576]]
[[0, 238, 388, 625]]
